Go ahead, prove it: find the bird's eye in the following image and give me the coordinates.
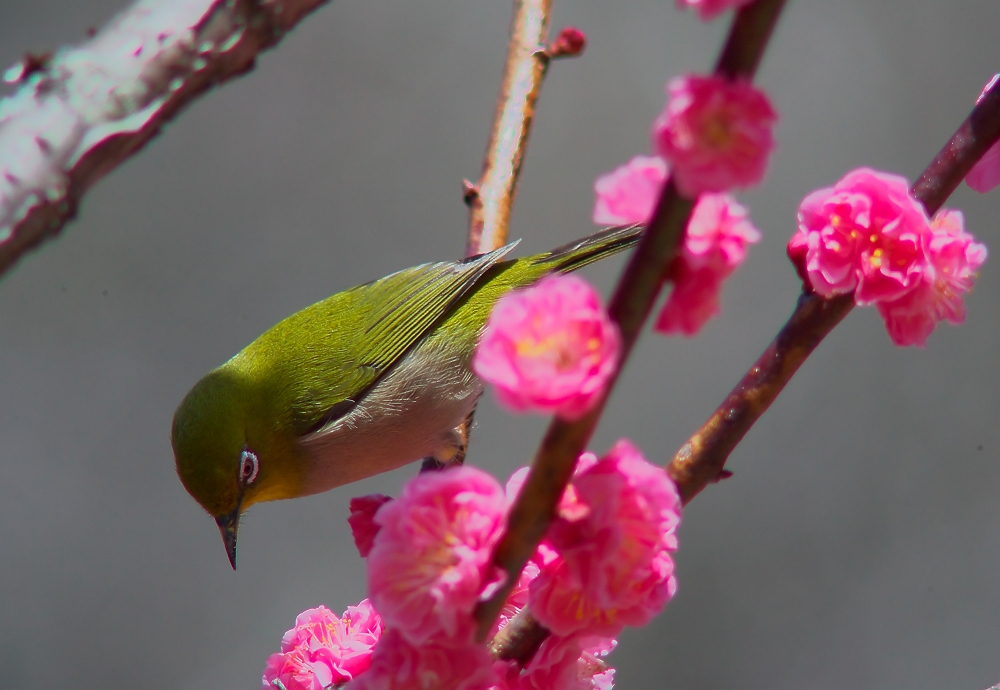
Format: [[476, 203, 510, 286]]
[[239, 450, 259, 486]]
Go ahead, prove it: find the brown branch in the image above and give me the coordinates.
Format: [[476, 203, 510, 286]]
[[487, 610, 549, 664], [667, 68, 1000, 505], [464, 0, 558, 257], [477, 0, 789, 645], [0, 0, 329, 279], [668, 291, 853, 503], [450, 11, 584, 479], [911, 76, 1000, 215]]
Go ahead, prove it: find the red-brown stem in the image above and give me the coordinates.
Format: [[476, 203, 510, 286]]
[[0, 0, 329, 279], [477, 0, 788, 644], [911, 76, 1000, 215], [668, 291, 854, 503], [488, 610, 550, 663], [465, 0, 553, 257], [668, 70, 1000, 505]]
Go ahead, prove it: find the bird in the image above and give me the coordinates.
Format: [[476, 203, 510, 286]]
[[171, 224, 642, 569]]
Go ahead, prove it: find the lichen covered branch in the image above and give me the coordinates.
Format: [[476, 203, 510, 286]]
[[0, 0, 329, 278]]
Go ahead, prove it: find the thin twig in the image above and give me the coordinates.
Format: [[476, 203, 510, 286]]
[[668, 70, 1000, 505], [668, 291, 853, 503], [447, 7, 582, 477], [465, 0, 553, 257], [477, 0, 788, 644], [0, 0, 330, 279]]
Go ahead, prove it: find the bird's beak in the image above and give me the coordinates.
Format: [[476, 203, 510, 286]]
[[215, 507, 240, 570]]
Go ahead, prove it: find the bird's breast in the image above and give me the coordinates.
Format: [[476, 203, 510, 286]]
[[296, 338, 482, 495]]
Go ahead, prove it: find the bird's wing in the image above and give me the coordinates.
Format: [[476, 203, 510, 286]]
[[295, 242, 518, 434]]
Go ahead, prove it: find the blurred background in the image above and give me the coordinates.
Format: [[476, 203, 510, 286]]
[[1, 0, 999, 688]]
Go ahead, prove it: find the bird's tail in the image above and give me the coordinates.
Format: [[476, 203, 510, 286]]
[[532, 223, 644, 273]]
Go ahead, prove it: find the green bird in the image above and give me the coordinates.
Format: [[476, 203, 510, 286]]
[[171, 224, 641, 568]]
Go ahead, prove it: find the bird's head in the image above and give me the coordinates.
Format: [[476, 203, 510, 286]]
[[171, 366, 300, 569]]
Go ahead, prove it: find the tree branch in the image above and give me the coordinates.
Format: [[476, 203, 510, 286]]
[[464, 0, 568, 257], [667, 69, 1000, 505], [477, 0, 788, 645], [0, 0, 329, 279]]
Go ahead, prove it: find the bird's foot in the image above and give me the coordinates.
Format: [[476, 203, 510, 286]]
[[419, 408, 476, 473]]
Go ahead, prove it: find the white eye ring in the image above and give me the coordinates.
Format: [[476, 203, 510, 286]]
[[239, 450, 259, 485]]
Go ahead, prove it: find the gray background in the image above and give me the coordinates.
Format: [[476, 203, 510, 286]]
[[1, 0, 998, 688]]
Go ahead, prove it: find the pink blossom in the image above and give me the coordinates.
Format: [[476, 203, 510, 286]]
[[493, 560, 541, 637], [473, 275, 620, 421], [262, 600, 383, 690], [347, 628, 497, 690], [348, 494, 393, 558], [529, 440, 681, 638], [788, 168, 931, 304], [653, 74, 777, 196], [591, 158, 760, 335], [549, 27, 587, 58], [655, 265, 725, 336], [966, 74, 1000, 193], [676, 0, 755, 21], [366, 466, 506, 645], [592, 155, 667, 224], [966, 140, 1000, 194], [655, 193, 760, 335], [876, 209, 988, 346], [493, 635, 616, 690], [505, 452, 599, 522]]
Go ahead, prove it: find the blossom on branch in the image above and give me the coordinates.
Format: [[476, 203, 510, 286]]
[[876, 210, 988, 346], [592, 155, 668, 225], [787, 168, 928, 304], [473, 275, 620, 420], [548, 27, 587, 59], [262, 600, 383, 690], [788, 167, 988, 346], [348, 494, 393, 558], [676, 0, 756, 21], [653, 74, 778, 196], [486, 520, 617, 690], [656, 192, 760, 335], [347, 628, 497, 690], [366, 466, 506, 645], [528, 440, 682, 638], [493, 634, 616, 690], [592, 155, 760, 335]]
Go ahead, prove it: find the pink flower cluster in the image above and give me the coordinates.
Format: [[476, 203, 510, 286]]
[[515, 441, 681, 638], [676, 0, 755, 21], [491, 441, 679, 689], [348, 494, 393, 557], [265, 443, 680, 690], [593, 155, 760, 336], [262, 600, 383, 690], [364, 467, 507, 645], [788, 167, 987, 346], [494, 633, 616, 690], [590, 72, 774, 336], [473, 275, 620, 420], [654, 74, 777, 197]]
